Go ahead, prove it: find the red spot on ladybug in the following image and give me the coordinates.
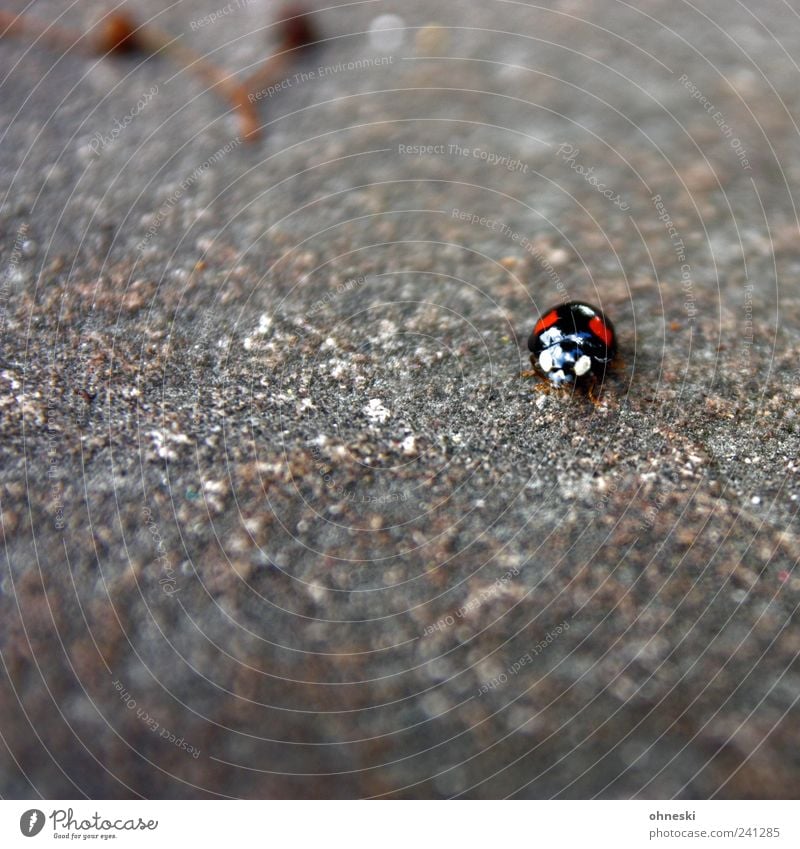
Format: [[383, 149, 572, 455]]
[[588, 315, 614, 348], [533, 309, 559, 336]]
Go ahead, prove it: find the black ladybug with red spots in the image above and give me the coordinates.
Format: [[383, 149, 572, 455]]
[[527, 301, 617, 389]]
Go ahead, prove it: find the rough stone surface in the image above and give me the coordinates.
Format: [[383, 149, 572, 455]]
[[1, 0, 799, 798]]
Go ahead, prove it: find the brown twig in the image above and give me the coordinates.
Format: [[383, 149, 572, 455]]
[[112, 15, 261, 140], [0, 10, 85, 53], [0, 10, 260, 139], [242, 5, 318, 112], [0, 10, 149, 57]]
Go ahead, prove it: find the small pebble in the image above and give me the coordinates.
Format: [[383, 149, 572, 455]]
[[368, 14, 405, 51], [415, 24, 449, 55]]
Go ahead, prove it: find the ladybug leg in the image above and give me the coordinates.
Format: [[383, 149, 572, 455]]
[[520, 369, 552, 393], [521, 353, 545, 380], [587, 376, 603, 406], [520, 355, 540, 380]]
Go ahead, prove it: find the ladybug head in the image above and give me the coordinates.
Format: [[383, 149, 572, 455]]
[[537, 341, 593, 385]]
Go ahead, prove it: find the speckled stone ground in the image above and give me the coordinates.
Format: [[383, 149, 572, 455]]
[[2, 0, 800, 798]]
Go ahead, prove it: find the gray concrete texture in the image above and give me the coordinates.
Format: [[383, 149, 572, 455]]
[[1, 0, 800, 798]]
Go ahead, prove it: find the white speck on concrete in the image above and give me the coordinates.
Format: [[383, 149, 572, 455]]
[[364, 398, 391, 423], [368, 14, 406, 50]]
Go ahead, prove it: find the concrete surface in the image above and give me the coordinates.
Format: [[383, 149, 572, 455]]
[[1, 0, 800, 798]]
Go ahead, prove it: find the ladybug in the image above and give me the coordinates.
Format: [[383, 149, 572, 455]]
[[527, 301, 617, 389]]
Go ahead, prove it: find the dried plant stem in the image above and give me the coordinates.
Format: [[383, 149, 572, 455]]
[[242, 53, 293, 100], [0, 10, 260, 139], [0, 11, 84, 53], [120, 18, 260, 139], [242, 7, 317, 106]]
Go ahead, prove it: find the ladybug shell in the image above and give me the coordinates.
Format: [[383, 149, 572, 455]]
[[528, 301, 616, 386]]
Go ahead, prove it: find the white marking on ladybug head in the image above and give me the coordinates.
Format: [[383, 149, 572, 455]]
[[574, 354, 592, 376], [538, 349, 554, 373]]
